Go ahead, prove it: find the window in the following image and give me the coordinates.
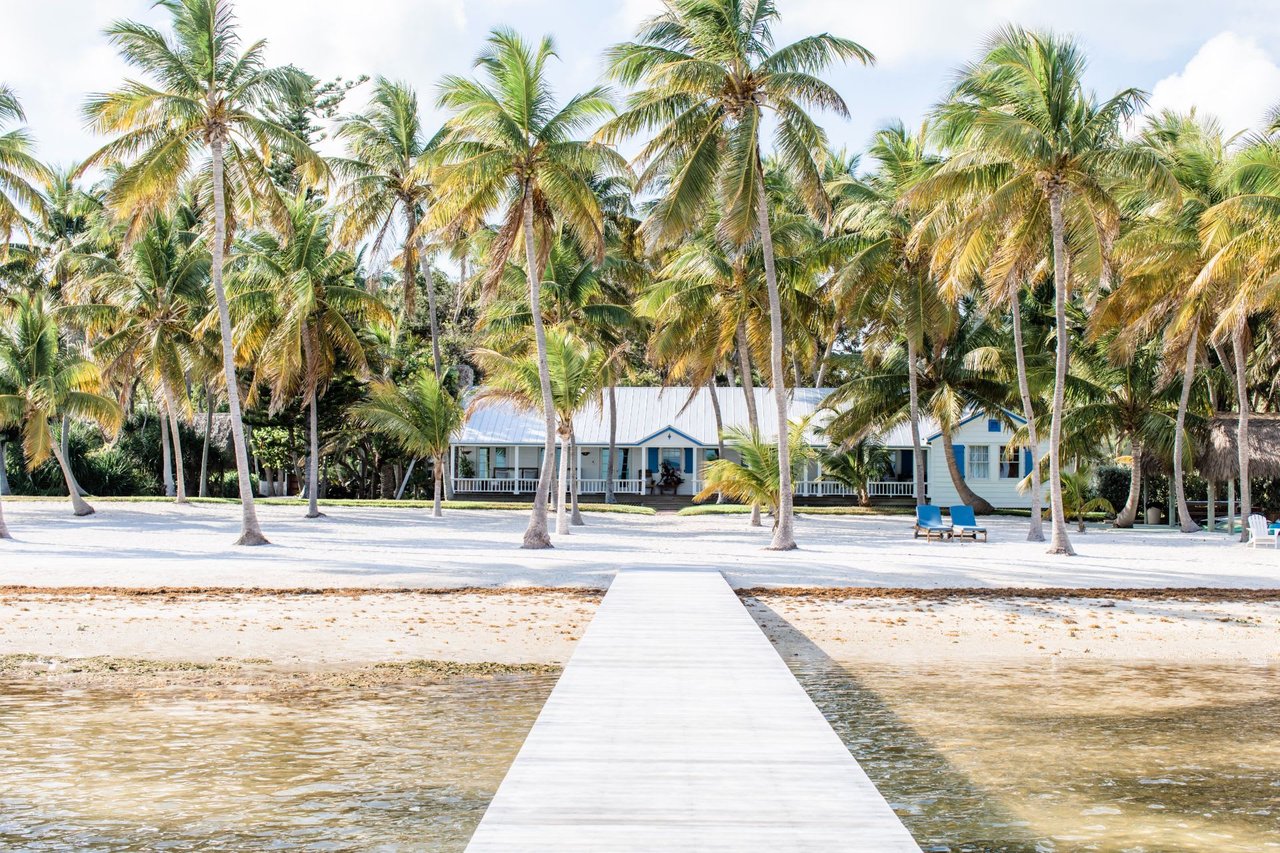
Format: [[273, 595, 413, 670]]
[[660, 447, 683, 472], [987, 418, 1001, 433], [999, 445, 1021, 479], [969, 445, 990, 479], [601, 448, 631, 479]]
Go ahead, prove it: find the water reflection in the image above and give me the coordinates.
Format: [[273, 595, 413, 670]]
[[0, 674, 556, 851], [793, 659, 1280, 852]]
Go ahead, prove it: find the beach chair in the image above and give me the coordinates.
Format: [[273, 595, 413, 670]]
[[914, 505, 952, 542], [949, 505, 988, 542], [1246, 514, 1280, 549]]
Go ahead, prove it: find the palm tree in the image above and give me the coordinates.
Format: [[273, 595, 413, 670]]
[[353, 370, 462, 517], [1063, 338, 1182, 528], [1021, 463, 1114, 533], [81, 0, 327, 545], [820, 439, 891, 506], [79, 207, 209, 504], [925, 26, 1175, 553], [228, 197, 392, 518], [824, 307, 1011, 514], [1102, 111, 1229, 532], [334, 78, 443, 374], [695, 421, 816, 527], [826, 122, 945, 513], [0, 293, 122, 516], [1193, 122, 1280, 540], [432, 28, 621, 549], [0, 85, 50, 255], [472, 327, 618, 535], [601, 0, 873, 549]]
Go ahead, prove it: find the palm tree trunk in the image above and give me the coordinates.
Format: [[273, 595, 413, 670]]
[[814, 319, 840, 388], [306, 392, 323, 518], [162, 384, 188, 504], [50, 427, 93, 516], [453, 254, 468, 325], [940, 426, 994, 514], [1116, 443, 1143, 528], [522, 190, 555, 549], [0, 489, 9, 539], [605, 383, 617, 504], [210, 135, 267, 546], [570, 428, 584, 526], [708, 376, 726, 503], [1010, 298, 1043, 540], [1232, 320, 1251, 542], [432, 454, 443, 518], [199, 386, 212, 498], [160, 409, 175, 497], [59, 414, 82, 496], [1046, 191, 1075, 555], [755, 165, 795, 551], [1174, 327, 1200, 533], [415, 238, 444, 380], [905, 333, 927, 508], [402, 206, 419, 322], [736, 320, 762, 527], [0, 439, 10, 496], [556, 428, 571, 535]]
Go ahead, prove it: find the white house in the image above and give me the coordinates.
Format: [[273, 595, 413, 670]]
[[451, 386, 1041, 508]]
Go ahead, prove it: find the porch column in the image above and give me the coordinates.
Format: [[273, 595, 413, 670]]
[[514, 446, 522, 495], [578, 444, 585, 495], [451, 444, 457, 494]]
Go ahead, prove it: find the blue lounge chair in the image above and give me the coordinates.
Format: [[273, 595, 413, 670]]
[[950, 505, 987, 542], [914, 505, 952, 542]]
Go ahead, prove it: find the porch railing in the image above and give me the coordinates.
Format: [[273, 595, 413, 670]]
[[866, 480, 922, 498], [454, 477, 645, 495]]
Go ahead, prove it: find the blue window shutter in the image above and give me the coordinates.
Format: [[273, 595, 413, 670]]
[[1024, 449, 1033, 476], [684, 448, 693, 473], [987, 418, 1001, 432], [902, 450, 913, 477], [647, 447, 659, 474], [952, 444, 966, 479]]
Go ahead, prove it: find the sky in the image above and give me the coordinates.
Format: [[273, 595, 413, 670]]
[[3, 0, 1280, 171]]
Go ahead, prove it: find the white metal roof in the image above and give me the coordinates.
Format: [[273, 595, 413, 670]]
[[458, 386, 836, 447]]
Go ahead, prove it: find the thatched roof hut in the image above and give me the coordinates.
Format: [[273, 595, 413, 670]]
[[1196, 413, 1280, 482], [192, 412, 235, 449]]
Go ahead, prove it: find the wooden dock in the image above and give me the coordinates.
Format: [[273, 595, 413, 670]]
[[466, 569, 920, 851]]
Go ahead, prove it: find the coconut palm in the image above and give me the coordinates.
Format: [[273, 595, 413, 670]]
[[334, 78, 443, 373], [1193, 123, 1280, 540], [826, 122, 945, 512], [819, 439, 892, 506], [0, 292, 122, 516], [228, 197, 392, 518], [824, 307, 1012, 514], [472, 327, 619, 535], [924, 26, 1175, 553], [0, 85, 50, 255], [695, 420, 816, 526], [1021, 464, 1114, 533], [78, 207, 210, 504], [1101, 111, 1230, 532], [353, 370, 462, 518], [81, 0, 327, 545], [601, 0, 873, 550], [431, 28, 622, 548]]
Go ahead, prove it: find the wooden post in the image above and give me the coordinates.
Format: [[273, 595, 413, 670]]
[[1227, 478, 1236, 535], [1207, 481, 1216, 531]]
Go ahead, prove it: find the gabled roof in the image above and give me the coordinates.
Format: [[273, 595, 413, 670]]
[[458, 386, 833, 446], [924, 408, 1027, 443]]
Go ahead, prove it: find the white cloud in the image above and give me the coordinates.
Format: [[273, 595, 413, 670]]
[[1147, 32, 1280, 137]]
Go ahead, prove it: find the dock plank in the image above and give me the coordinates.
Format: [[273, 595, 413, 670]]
[[466, 569, 920, 851]]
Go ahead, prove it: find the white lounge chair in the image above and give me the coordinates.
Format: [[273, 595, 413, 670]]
[[1246, 514, 1279, 548]]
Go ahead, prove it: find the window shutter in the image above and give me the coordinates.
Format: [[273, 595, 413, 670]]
[[1024, 449, 1033, 477], [684, 448, 693, 473], [952, 444, 966, 479], [646, 447, 659, 474]]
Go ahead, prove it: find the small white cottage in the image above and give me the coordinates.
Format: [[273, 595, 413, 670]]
[[450, 386, 1041, 508]]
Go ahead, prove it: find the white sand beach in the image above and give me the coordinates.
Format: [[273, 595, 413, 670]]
[[1, 501, 1277, 590]]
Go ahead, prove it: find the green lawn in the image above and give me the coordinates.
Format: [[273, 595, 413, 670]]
[[677, 504, 914, 517], [1, 495, 656, 515]]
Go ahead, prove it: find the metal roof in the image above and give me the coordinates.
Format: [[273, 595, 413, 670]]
[[458, 386, 835, 447]]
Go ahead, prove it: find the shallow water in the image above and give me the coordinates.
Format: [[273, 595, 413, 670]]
[[794, 659, 1280, 852], [0, 674, 556, 851]]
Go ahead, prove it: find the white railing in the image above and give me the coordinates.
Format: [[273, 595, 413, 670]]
[[795, 480, 859, 497], [866, 480, 921, 498], [454, 477, 645, 495]]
